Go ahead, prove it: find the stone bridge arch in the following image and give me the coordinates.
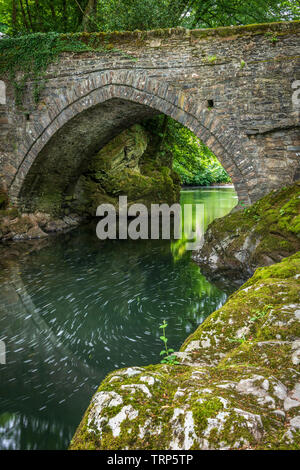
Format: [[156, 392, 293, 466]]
[[9, 73, 252, 209], [0, 20, 299, 211]]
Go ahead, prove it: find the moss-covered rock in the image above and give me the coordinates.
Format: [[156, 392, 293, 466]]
[[70, 253, 300, 450], [0, 123, 181, 240], [69, 124, 180, 216], [192, 183, 300, 286]]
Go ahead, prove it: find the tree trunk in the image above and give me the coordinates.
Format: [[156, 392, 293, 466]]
[[62, 0, 67, 32], [19, 0, 30, 31], [25, 0, 34, 31], [34, 0, 43, 31], [12, 0, 17, 34], [49, 0, 57, 24], [82, 0, 97, 32]]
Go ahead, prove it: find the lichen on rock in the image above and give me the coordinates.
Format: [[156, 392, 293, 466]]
[[70, 252, 300, 450]]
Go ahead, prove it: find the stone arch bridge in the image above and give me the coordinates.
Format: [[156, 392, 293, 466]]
[[0, 20, 299, 211]]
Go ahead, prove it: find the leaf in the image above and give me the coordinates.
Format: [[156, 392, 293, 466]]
[[160, 336, 167, 342]]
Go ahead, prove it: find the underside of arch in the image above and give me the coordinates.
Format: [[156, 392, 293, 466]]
[[18, 98, 159, 212]]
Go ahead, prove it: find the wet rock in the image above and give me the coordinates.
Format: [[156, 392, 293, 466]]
[[26, 225, 48, 239]]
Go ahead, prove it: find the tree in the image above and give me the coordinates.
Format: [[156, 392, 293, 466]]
[[95, 0, 300, 32], [82, 0, 97, 31], [0, 0, 299, 35], [0, 0, 89, 34]]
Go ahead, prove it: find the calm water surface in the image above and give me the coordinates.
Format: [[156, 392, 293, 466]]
[[0, 187, 237, 450]]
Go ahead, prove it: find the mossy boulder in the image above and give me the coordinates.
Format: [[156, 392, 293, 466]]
[[192, 183, 300, 286], [70, 253, 300, 450], [70, 124, 180, 216]]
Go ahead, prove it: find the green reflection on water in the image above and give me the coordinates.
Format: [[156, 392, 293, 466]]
[[172, 186, 237, 260]]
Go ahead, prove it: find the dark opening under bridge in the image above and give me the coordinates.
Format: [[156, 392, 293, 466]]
[[0, 20, 299, 210]]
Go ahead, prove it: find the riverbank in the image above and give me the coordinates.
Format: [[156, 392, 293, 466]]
[[0, 183, 233, 243], [0, 209, 86, 243], [181, 183, 234, 190]]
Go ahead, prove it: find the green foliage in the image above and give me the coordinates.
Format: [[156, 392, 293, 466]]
[[206, 55, 217, 63], [0, 0, 299, 36], [0, 0, 87, 34], [265, 31, 279, 42], [0, 31, 137, 104], [96, 0, 184, 31], [184, 0, 300, 29], [144, 116, 231, 186], [159, 320, 180, 365], [94, 0, 300, 31], [0, 32, 58, 104]]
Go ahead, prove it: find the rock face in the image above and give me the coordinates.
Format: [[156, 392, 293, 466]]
[[70, 252, 300, 450], [0, 124, 180, 240], [192, 183, 300, 286], [69, 124, 180, 216]]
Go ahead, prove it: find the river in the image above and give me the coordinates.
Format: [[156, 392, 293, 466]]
[[0, 187, 237, 450]]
